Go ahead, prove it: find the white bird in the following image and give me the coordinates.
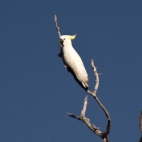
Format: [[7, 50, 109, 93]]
[[59, 35, 89, 91]]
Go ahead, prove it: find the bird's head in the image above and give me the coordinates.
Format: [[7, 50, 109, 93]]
[[60, 35, 76, 46]]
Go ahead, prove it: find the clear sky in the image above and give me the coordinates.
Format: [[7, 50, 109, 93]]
[[0, 0, 142, 142]]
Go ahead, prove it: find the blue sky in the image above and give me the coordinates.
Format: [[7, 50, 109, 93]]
[[0, 0, 142, 142]]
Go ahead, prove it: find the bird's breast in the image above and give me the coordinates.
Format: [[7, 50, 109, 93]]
[[62, 46, 88, 80]]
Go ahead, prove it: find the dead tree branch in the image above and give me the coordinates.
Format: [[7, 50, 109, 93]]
[[87, 60, 111, 137], [54, 13, 61, 38], [68, 60, 111, 142], [54, 13, 63, 57], [68, 96, 103, 138]]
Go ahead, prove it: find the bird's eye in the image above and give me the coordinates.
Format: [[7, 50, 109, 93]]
[[64, 38, 65, 40]]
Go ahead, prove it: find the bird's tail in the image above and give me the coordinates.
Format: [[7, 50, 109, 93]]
[[82, 82, 89, 91]]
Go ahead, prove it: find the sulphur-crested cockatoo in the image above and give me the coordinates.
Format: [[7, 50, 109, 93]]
[[59, 35, 89, 91]]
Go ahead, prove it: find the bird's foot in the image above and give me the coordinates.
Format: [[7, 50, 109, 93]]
[[57, 52, 62, 57]]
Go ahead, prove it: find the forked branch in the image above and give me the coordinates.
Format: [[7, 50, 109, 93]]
[[68, 60, 111, 142], [67, 96, 103, 138], [87, 60, 111, 137]]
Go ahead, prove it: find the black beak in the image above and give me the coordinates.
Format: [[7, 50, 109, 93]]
[[60, 39, 63, 46]]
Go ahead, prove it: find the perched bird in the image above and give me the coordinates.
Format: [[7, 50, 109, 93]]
[[59, 35, 89, 91]]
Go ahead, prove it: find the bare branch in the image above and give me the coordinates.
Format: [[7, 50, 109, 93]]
[[67, 113, 81, 120], [94, 95, 111, 135], [87, 60, 111, 139], [54, 13, 61, 38], [54, 13, 63, 57], [87, 60, 99, 96], [67, 59, 111, 141], [68, 97, 103, 138], [81, 95, 88, 116], [91, 60, 99, 95], [139, 111, 142, 133]]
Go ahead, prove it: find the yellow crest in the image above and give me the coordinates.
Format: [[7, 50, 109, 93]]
[[67, 34, 77, 40]]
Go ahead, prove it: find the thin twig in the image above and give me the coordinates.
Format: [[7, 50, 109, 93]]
[[91, 60, 99, 95], [87, 60, 99, 96], [81, 96, 88, 116], [54, 13, 61, 38], [94, 96, 111, 135], [54, 13, 63, 57], [67, 113, 81, 120]]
